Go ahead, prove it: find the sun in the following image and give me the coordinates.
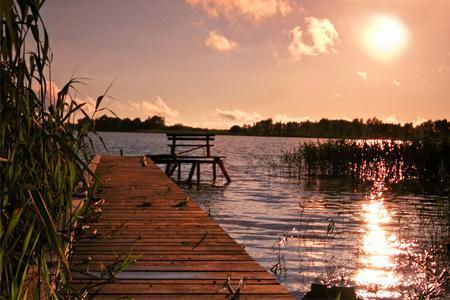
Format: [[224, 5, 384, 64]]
[[363, 15, 409, 61]]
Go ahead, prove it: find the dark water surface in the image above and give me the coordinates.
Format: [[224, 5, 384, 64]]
[[95, 132, 449, 299]]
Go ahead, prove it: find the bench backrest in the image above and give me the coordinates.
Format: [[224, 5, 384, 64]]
[[166, 133, 215, 157]]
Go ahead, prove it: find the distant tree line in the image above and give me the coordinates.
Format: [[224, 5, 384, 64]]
[[78, 115, 211, 133], [229, 118, 449, 140], [79, 115, 449, 140], [88, 115, 166, 132]]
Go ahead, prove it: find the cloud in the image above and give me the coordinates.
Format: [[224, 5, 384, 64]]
[[357, 71, 368, 80], [32, 80, 61, 108], [393, 79, 400, 87], [128, 97, 179, 124], [215, 108, 262, 124], [185, 0, 292, 21], [288, 17, 339, 60], [205, 31, 237, 52], [195, 110, 314, 129], [91, 96, 179, 125], [383, 114, 402, 124], [189, 109, 263, 129], [413, 117, 428, 126], [32, 80, 97, 120], [273, 114, 310, 123]]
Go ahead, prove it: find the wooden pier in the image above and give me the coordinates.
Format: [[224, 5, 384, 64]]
[[70, 156, 293, 299], [149, 133, 231, 185]]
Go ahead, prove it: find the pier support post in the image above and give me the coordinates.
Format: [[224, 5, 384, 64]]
[[187, 163, 196, 187], [196, 162, 201, 185], [218, 160, 231, 183], [169, 163, 177, 176]]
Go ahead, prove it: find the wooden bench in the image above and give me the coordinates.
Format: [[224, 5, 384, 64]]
[[149, 133, 231, 185], [167, 133, 215, 157]]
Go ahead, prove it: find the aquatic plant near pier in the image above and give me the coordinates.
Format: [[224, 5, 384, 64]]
[[277, 138, 450, 298], [0, 1, 107, 298], [280, 138, 449, 192]]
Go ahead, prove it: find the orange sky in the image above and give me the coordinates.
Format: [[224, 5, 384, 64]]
[[42, 0, 450, 129]]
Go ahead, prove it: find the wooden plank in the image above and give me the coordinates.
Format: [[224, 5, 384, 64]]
[[95, 296, 292, 300], [69, 279, 279, 285], [70, 156, 293, 298], [167, 137, 214, 140], [166, 144, 214, 147], [69, 283, 289, 294], [92, 295, 293, 300], [149, 155, 226, 159], [167, 134, 215, 138]]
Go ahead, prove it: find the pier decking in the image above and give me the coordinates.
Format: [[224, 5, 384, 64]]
[[70, 156, 294, 299]]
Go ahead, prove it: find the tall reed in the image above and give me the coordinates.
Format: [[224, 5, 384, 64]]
[[1, 1, 104, 298], [280, 138, 449, 192]]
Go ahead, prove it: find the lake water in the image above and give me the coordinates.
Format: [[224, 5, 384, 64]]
[[94, 132, 449, 299]]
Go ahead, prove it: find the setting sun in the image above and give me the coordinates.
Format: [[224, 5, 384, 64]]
[[364, 15, 409, 61]]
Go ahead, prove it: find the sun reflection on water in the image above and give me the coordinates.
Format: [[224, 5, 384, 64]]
[[354, 166, 405, 299]]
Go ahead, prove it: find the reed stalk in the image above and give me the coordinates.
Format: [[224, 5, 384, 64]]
[[0, 1, 105, 298]]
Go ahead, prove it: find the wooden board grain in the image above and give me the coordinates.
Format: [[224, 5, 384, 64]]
[[70, 156, 294, 299]]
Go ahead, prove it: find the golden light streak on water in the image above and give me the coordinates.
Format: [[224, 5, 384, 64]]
[[354, 177, 405, 298]]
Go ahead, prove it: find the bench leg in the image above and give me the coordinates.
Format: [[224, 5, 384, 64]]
[[165, 163, 171, 175], [212, 162, 217, 181], [177, 162, 181, 182]]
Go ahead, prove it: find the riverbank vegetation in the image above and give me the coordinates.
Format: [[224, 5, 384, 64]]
[[0, 1, 110, 298], [279, 136, 449, 194], [78, 115, 218, 134], [84, 115, 448, 141], [230, 118, 448, 140]]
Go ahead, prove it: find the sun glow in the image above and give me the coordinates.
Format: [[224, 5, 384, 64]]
[[363, 15, 409, 61]]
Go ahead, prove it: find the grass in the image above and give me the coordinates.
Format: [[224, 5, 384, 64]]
[[279, 138, 449, 193], [0, 1, 114, 298]]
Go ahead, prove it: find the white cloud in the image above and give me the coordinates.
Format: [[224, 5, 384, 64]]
[[77, 96, 97, 117], [288, 17, 339, 60], [215, 108, 262, 124], [189, 109, 263, 129], [185, 0, 293, 21], [128, 97, 179, 124], [32, 80, 97, 120], [114, 97, 179, 125], [413, 117, 428, 126], [273, 114, 309, 123], [193, 110, 316, 129], [205, 31, 237, 52], [383, 114, 402, 124], [32, 80, 60, 108], [393, 79, 400, 87], [357, 71, 368, 80]]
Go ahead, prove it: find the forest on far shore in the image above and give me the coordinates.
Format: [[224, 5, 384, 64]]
[[78, 115, 449, 140]]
